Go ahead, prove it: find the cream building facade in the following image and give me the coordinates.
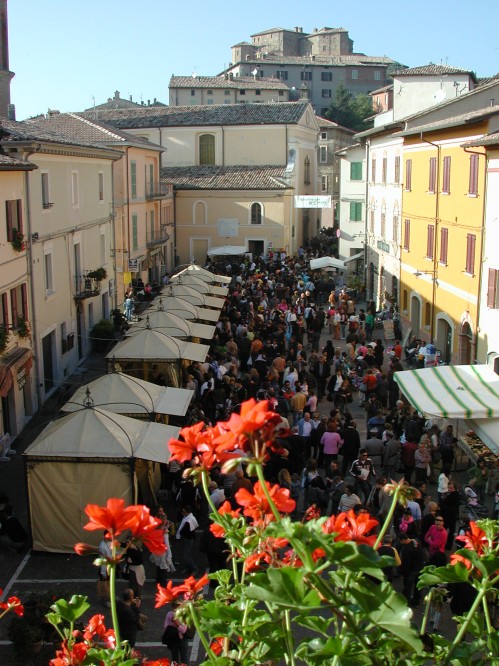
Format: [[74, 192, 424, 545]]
[[169, 75, 290, 106]]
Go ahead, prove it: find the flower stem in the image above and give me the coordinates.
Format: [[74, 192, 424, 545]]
[[201, 470, 218, 516], [445, 583, 488, 664], [109, 540, 120, 647], [188, 601, 218, 664], [374, 485, 401, 549], [420, 588, 433, 635], [283, 609, 296, 666], [482, 593, 493, 634]]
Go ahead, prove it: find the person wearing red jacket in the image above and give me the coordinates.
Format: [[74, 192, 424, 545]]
[[400, 435, 418, 484], [424, 516, 448, 559]]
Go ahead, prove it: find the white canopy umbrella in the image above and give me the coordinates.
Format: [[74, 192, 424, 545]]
[[61, 373, 194, 417], [148, 296, 220, 323], [107, 328, 209, 364], [172, 264, 231, 285], [310, 256, 346, 271], [170, 274, 228, 297], [161, 284, 225, 309], [207, 245, 247, 257], [132, 311, 215, 340]]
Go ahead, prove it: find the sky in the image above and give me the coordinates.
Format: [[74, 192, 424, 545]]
[[8, 0, 499, 120]]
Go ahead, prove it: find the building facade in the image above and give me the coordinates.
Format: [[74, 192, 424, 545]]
[[169, 75, 290, 106]]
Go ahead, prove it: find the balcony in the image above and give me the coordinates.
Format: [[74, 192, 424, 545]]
[[146, 225, 170, 249], [74, 271, 103, 300], [145, 182, 169, 199]]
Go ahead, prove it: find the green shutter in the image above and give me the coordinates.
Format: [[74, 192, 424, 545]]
[[350, 162, 362, 180], [132, 214, 138, 250], [350, 202, 362, 221], [131, 161, 137, 198]]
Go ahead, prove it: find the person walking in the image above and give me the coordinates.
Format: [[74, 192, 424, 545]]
[[176, 505, 200, 575]]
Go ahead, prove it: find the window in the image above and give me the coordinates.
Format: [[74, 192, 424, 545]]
[[392, 214, 399, 244], [10, 284, 27, 327], [276, 70, 288, 80], [380, 212, 386, 238], [224, 90, 230, 96], [239, 89, 246, 95], [304, 157, 310, 185], [424, 303, 431, 327], [321, 132, 327, 140], [350, 162, 362, 180], [350, 202, 362, 222], [207, 89, 213, 95], [278, 90, 284, 97], [321, 89, 331, 98], [428, 157, 436, 193], [301, 71, 312, 81], [382, 157, 387, 184], [469, 154, 479, 195], [320, 146, 327, 163], [132, 214, 138, 251], [0, 293, 8, 330], [440, 228, 448, 264], [369, 209, 374, 233], [71, 171, 79, 206], [426, 224, 435, 259], [131, 161, 137, 198], [371, 158, 376, 183], [98, 172, 104, 201], [149, 164, 154, 195], [351, 69, 358, 79], [487, 269, 499, 308], [255, 89, 261, 95], [191, 90, 195, 96], [251, 202, 262, 225], [442, 156, 451, 194], [402, 290, 408, 311], [199, 134, 215, 165], [41, 172, 51, 208], [321, 175, 328, 191], [44, 251, 54, 294], [207, 99, 213, 104], [100, 232, 106, 266], [405, 159, 412, 191], [465, 234, 476, 275], [394, 156, 401, 184], [5, 199, 22, 241], [374, 70, 381, 81], [321, 72, 332, 82], [403, 219, 410, 251]]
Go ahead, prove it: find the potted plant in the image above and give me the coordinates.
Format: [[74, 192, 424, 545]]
[[11, 230, 26, 253], [0, 326, 9, 354], [86, 267, 107, 281], [89, 318, 115, 352], [16, 316, 31, 340]]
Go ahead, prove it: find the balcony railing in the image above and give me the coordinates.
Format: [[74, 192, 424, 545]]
[[146, 225, 170, 248], [145, 182, 169, 199], [74, 272, 102, 300]]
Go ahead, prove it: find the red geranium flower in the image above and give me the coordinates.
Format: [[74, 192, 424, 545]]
[[155, 581, 187, 608], [455, 521, 488, 555], [0, 595, 23, 617], [323, 510, 378, 546], [168, 422, 209, 463], [127, 505, 165, 555], [235, 480, 295, 522], [142, 660, 171, 665], [225, 398, 278, 437], [210, 636, 224, 655], [182, 574, 209, 599], [83, 498, 137, 537], [83, 614, 107, 641]]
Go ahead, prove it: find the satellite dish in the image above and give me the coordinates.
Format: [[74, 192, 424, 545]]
[[192, 70, 198, 79], [433, 89, 446, 103], [252, 68, 258, 76]]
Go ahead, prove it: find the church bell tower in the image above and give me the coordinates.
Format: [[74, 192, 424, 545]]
[[0, 0, 14, 118]]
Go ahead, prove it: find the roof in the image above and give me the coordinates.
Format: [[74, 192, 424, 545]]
[[396, 104, 499, 137], [23, 112, 164, 151], [81, 102, 311, 129], [370, 84, 393, 95], [391, 63, 476, 78], [169, 75, 289, 91], [160, 165, 291, 190], [228, 54, 395, 67], [463, 131, 499, 147], [0, 153, 37, 170], [317, 116, 355, 133]]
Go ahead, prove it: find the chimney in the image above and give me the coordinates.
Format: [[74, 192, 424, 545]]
[[147, 99, 150, 106], [154, 98, 157, 104], [47, 109, 60, 117], [114, 90, 120, 99], [129, 95, 133, 101], [7, 103, 15, 120], [295, 26, 299, 32]]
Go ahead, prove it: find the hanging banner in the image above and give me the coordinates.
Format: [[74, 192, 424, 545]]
[[294, 195, 332, 208]]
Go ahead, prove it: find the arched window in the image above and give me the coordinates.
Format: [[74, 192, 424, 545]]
[[402, 290, 408, 311], [424, 302, 431, 327], [199, 134, 215, 165], [251, 203, 262, 225], [193, 201, 207, 225]]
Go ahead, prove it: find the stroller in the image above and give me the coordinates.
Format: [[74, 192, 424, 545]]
[[460, 484, 489, 520]]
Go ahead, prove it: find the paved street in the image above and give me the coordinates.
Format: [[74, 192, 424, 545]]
[[0, 315, 489, 664]]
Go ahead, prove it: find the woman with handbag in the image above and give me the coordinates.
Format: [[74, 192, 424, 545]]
[[162, 600, 190, 664]]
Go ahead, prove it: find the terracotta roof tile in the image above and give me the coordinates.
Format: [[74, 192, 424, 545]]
[[169, 75, 289, 91], [160, 165, 290, 190], [391, 64, 474, 77]]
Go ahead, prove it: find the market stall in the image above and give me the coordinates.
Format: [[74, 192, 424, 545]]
[[172, 263, 231, 285]]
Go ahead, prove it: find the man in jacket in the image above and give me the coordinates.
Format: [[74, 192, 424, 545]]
[[398, 533, 426, 606], [176, 505, 199, 575]]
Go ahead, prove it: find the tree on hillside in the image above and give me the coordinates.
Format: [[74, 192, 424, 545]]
[[324, 84, 374, 132]]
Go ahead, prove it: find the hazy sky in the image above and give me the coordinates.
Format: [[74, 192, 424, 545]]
[[8, 0, 499, 120]]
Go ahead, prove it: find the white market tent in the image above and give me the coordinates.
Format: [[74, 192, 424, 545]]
[[161, 284, 225, 309], [24, 407, 180, 552], [170, 274, 228, 297], [61, 372, 194, 418], [172, 264, 231, 285], [310, 256, 346, 271], [207, 245, 247, 257], [394, 364, 499, 455], [149, 295, 220, 323], [133, 311, 215, 340]]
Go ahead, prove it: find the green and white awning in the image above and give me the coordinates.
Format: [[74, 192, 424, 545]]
[[394, 365, 499, 419]]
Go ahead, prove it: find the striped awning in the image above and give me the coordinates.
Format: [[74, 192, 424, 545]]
[[394, 364, 499, 419]]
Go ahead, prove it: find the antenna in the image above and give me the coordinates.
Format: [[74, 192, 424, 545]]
[[252, 68, 258, 78]]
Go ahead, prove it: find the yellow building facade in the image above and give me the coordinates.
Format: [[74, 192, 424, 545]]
[[399, 119, 488, 364]]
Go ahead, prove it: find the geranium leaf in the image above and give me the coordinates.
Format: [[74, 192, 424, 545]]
[[50, 595, 90, 622], [418, 562, 470, 587], [247, 567, 321, 608], [294, 614, 334, 636], [366, 585, 423, 653]]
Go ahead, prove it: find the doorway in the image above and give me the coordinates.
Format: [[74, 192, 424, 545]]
[[458, 322, 472, 364], [410, 296, 421, 335], [42, 331, 55, 393], [248, 240, 264, 259], [191, 238, 209, 266], [436, 319, 452, 363]]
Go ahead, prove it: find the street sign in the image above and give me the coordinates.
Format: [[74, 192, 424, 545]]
[[128, 258, 139, 271], [294, 195, 332, 208]]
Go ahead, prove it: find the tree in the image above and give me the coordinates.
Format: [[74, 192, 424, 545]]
[[325, 84, 374, 132]]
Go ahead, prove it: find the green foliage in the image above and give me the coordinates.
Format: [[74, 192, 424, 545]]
[[325, 83, 374, 132], [90, 318, 115, 352]]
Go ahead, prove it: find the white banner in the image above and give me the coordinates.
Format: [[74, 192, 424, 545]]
[[294, 195, 332, 209]]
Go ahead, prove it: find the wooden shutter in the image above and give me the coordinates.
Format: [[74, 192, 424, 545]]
[[2, 293, 8, 329], [21, 283, 27, 319], [10, 288, 17, 327], [405, 159, 412, 190], [5, 200, 13, 241], [427, 225, 434, 259], [428, 157, 436, 192], [394, 156, 400, 184], [382, 157, 387, 184], [440, 228, 448, 264], [466, 234, 476, 274], [469, 154, 479, 195], [404, 219, 410, 250], [488, 269, 498, 308], [371, 158, 376, 183], [442, 156, 451, 193]]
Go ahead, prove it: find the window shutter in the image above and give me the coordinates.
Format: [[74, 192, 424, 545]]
[[2, 293, 8, 329], [394, 156, 400, 184], [10, 288, 17, 327], [428, 157, 436, 192], [469, 154, 479, 195], [427, 225, 434, 259], [21, 283, 27, 319], [488, 269, 497, 308], [5, 200, 13, 242], [404, 219, 410, 250], [466, 234, 476, 274], [371, 159, 376, 183], [442, 156, 451, 193], [405, 159, 412, 190], [440, 228, 448, 264]]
